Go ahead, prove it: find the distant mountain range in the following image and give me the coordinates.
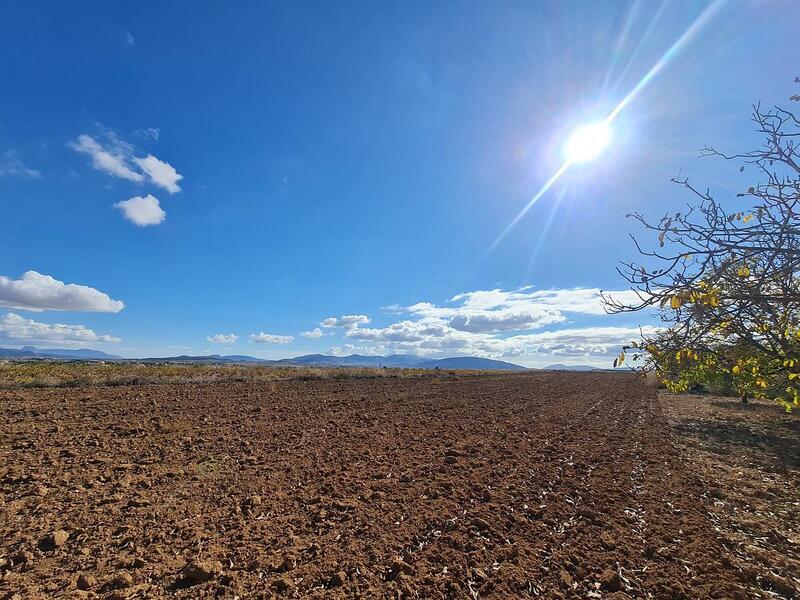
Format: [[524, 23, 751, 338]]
[[0, 346, 123, 360], [0, 347, 526, 371], [542, 363, 597, 371]]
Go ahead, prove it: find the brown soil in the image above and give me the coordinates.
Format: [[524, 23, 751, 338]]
[[662, 392, 799, 599], [1, 372, 796, 599]]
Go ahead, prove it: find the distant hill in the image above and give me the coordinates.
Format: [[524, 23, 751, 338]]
[[542, 363, 600, 371], [137, 354, 262, 364], [418, 356, 527, 371], [0, 346, 122, 360], [274, 354, 429, 368], [277, 354, 525, 370], [0, 347, 526, 370]]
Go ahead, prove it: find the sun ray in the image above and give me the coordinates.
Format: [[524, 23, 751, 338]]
[[522, 185, 569, 284], [486, 0, 729, 257]]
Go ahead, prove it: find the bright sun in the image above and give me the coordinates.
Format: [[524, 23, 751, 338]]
[[564, 122, 611, 163]]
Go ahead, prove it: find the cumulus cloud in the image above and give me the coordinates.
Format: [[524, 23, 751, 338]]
[[300, 328, 324, 338], [320, 315, 370, 329], [328, 343, 388, 357], [207, 333, 238, 344], [406, 287, 644, 334], [322, 286, 656, 362], [0, 151, 41, 179], [0, 312, 120, 345], [115, 194, 166, 226], [0, 271, 124, 313], [250, 332, 294, 344], [69, 133, 182, 193], [132, 155, 182, 193]]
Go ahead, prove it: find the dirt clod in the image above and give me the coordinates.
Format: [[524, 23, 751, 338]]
[[76, 573, 96, 590], [180, 560, 222, 586], [600, 568, 622, 591], [38, 529, 69, 550]]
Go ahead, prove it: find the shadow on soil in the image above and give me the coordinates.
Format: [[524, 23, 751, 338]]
[[673, 403, 800, 471]]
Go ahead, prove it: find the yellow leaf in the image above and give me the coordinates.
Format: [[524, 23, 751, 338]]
[[737, 266, 750, 278], [670, 295, 682, 309]]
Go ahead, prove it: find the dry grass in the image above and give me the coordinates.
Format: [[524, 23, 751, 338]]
[[0, 361, 489, 389]]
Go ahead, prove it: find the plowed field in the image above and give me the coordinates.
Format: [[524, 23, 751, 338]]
[[1, 372, 797, 599]]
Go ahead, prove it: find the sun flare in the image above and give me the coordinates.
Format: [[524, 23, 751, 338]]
[[564, 122, 611, 163]]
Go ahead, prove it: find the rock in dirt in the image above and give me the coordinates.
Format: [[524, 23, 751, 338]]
[[472, 517, 492, 532], [180, 560, 223, 586], [329, 571, 347, 587]]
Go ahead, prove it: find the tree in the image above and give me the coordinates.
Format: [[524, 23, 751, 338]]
[[605, 79, 800, 411]]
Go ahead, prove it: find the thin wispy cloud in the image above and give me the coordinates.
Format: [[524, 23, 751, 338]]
[[134, 127, 160, 141], [0, 150, 42, 179], [69, 132, 182, 193]]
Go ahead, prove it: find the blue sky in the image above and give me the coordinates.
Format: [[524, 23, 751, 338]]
[[1, 1, 798, 366]]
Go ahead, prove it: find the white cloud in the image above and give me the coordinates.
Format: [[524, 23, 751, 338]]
[[250, 332, 294, 344], [115, 194, 166, 226], [300, 327, 324, 338], [0, 312, 120, 345], [69, 133, 183, 193], [134, 127, 160, 141], [328, 343, 389, 357], [320, 286, 656, 362], [207, 333, 238, 344], [69, 134, 144, 182], [0, 151, 41, 179], [125, 32, 135, 46], [321, 315, 370, 329], [0, 271, 124, 313], [132, 155, 182, 194], [404, 287, 644, 334]]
